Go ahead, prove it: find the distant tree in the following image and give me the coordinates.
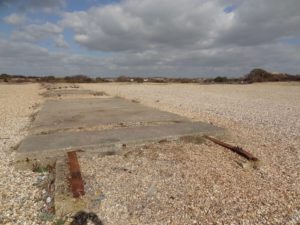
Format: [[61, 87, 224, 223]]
[[64, 75, 93, 83], [243, 68, 294, 83], [95, 77, 110, 82], [116, 76, 131, 82], [134, 77, 144, 83], [0, 73, 10, 78], [40, 76, 56, 82], [214, 76, 228, 83]]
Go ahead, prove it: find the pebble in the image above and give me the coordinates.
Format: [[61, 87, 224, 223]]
[[0, 84, 45, 224], [46, 197, 52, 204], [80, 83, 300, 225], [1, 82, 299, 225]]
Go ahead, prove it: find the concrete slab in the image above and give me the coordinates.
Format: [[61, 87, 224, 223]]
[[15, 88, 228, 216], [18, 121, 225, 155], [42, 89, 94, 97], [31, 97, 188, 134]]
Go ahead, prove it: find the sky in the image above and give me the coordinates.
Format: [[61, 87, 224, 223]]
[[0, 0, 300, 77]]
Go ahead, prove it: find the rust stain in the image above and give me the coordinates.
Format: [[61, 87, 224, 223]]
[[203, 135, 258, 161], [67, 151, 85, 198]]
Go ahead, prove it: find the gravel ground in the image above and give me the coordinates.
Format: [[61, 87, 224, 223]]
[[81, 82, 300, 225], [1, 82, 299, 225], [0, 84, 53, 225]]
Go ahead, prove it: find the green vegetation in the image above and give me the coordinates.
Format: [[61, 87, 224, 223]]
[[1, 69, 299, 84]]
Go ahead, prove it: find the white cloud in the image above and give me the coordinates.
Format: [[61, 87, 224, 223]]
[[3, 13, 26, 25], [54, 34, 69, 48], [1, 35, 299, 77], [26, 0, 66, 12], [12, 22, 63, 42], [62, 0, 233, 52], [217, 0, 300, 46], [61, 0, 300, 52], [1, 0, 300, 76], [1, 0, 66, 13], [0, 36, 107, 75]]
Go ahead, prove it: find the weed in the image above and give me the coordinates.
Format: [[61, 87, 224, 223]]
[[54, 217, 67, 225], [38, 212, 55, 222], [32, 162, 50, 173]]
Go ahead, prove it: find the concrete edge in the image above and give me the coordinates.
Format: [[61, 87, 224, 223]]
[[15, 128, 227, 169], [54, 157, 87, 216]]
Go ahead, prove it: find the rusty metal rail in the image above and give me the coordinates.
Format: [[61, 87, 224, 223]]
[[203, 135, 258, 161], [67, 151, 85, 198]]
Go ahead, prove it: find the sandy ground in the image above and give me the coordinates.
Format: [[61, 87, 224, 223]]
[[81, 82, 300, 225], [0, 82, 299, 225]]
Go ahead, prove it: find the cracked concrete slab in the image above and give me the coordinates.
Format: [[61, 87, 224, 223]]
[[42, 89, 102, 98], [16, 95, 226, 166], [19, 121, 225, 154], [15, 88, 227, 215], [31, 97, 188, 134]]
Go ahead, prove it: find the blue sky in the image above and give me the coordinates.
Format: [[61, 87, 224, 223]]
[[223, 4, 237, 13], [66, 0, 121, 11], [0, 0, 300, 77]]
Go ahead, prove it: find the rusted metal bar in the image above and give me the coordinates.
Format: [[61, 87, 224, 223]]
[[203, 135, 258, 161], [67, 151, 85, 198]]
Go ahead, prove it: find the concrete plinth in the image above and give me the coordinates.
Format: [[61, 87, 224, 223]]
[[16, 91, 226, 215], [31, 97, 188, 134]]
